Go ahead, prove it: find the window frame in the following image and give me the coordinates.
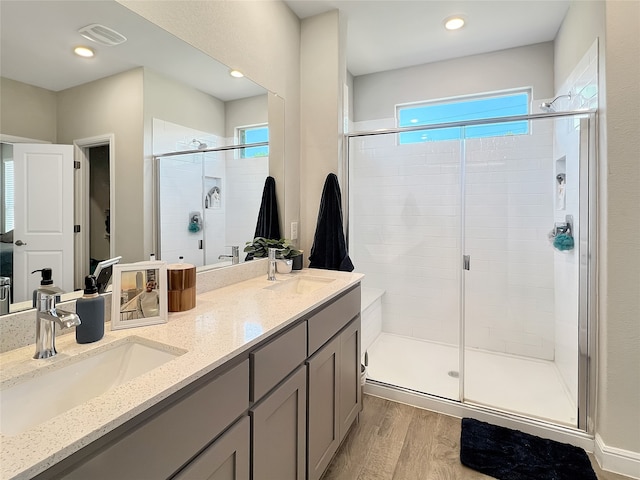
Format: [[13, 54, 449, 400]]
[[395, 88, 531, 144], [236, 123, 269, 159]]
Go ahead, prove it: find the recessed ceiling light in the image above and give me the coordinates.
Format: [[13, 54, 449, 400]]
[[74, 46, 95, 58], [444, 16, 465, 30], [229, 69, 244, 78], [410, 119, 419, 124]]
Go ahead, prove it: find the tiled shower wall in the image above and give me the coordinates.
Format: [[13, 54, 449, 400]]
[[224, 152, 269, 253], [464, 124, 555, 360], [158, 153, 206, 266], [153, 119, 267, 267], [350, 119, 556, 360], [350, 125, 462, 346], [552, 39, 598, 403]]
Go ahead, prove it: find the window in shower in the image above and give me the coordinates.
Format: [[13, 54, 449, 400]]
[[237, 124, 269, 158], [397, 90, 530, 143]]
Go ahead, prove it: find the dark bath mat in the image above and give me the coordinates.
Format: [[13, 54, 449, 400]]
[[460, 417, 597, 480]]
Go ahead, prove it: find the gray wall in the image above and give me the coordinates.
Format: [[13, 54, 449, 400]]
[[57, 68, 145, 263], [0, 77, 57, 143], [119, 0, 301, 254], [353, 42, 554, 122], [556, 0, 640, 461]]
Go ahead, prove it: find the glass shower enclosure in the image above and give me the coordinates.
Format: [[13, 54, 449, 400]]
[[348, 112, 595, 430], [156, 144, 269, 267]]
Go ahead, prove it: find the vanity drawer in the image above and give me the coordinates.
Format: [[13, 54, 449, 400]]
[[307, 285, 361, 355], [58, 359, 249, 480], [251, 321, 307, 402]]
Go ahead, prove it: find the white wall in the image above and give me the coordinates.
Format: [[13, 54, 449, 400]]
[[353, 42, 555, 123]]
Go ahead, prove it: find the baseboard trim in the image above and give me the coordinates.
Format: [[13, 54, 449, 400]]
[[594, 434, 640, 479], [364, 382, 594, 451]]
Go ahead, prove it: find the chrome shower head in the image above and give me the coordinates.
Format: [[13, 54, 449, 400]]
[[191, 139, 208, 150], [540, 102, 555, 112], [539, 92, 572, 112]]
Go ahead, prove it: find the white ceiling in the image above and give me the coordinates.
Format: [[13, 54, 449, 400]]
[[284, 0, 570, 76], [1, 1, 570, 98], [0, 0, 265, 101]]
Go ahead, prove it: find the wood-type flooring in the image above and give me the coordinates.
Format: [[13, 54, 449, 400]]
[[321, 394, 632, 480]]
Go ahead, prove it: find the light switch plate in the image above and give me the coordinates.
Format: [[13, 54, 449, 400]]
[[291, 221, 298, 240]]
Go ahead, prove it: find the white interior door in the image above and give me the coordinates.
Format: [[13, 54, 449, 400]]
[[13, 144, 74, 302]]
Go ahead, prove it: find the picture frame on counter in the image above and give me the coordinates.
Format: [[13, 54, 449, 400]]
[[111, 261, 168, 330]]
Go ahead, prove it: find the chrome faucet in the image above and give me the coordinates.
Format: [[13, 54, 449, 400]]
[[218, 245, 240, 265], [267, 248, 277, 281], [34, 286, 81, 359]]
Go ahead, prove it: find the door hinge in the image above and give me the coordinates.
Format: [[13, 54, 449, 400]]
[[463, 255, 470, 270], [74, 225, 81, 233], [74, 161, 81, 169]]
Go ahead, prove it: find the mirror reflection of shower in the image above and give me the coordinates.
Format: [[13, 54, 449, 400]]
[[190, 139, 208, 150], [154, 119, 269, 269]]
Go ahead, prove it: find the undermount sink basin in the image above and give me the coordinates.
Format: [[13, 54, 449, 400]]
[[0, 338, 183, 436], [264, 276, 335, 295]]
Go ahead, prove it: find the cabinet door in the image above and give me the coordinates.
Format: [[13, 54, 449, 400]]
[[173, 416, 250, 480], [306, 334, 340, 480], [339, 317, 361, 442], [57, 360, 249, 480], [251, 365, 307, 480]]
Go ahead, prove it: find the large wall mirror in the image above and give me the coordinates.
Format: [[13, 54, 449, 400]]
[[0, 0, 285, 315]]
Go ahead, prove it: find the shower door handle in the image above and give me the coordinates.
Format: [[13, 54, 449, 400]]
[[463, 255, 470, 270]]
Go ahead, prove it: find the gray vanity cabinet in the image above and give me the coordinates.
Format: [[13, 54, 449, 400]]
[[250, 365, 307, 480], [306, 285, 362, 480], [172, 416, 250, 480], [307, 334, 341, 480], [338, 317, 361, 442], [46, 359, 250, 480], [34, 282, 362, 480]]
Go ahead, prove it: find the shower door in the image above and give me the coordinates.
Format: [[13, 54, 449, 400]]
[[349, 132, 463, 401], [158, 153, 207, 266], [461, 115, 591, 428]]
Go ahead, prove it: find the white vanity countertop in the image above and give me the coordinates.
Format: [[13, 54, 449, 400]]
[[0, 268, 364, 480]]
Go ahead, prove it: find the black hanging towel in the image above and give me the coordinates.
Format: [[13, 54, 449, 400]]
[[254, 176, 281, 239], [309, 173, 354, 272]]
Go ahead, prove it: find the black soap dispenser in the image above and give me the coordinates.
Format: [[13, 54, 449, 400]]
[[75, 275, 105, 344], [32, 268, 58, 307]]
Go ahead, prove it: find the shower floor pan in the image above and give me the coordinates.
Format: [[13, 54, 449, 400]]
[[366, 333, 577, 427]]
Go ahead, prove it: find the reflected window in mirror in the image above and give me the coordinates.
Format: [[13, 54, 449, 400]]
[[238, 124, 269, 158], [2, 155, 14, 233]]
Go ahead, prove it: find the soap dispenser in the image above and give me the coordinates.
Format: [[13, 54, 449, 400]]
[[31, 268, 60, 307], [75, 275, 105, 344]]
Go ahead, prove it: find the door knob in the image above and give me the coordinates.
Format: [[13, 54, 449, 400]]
[[14, 240, 27, 246]]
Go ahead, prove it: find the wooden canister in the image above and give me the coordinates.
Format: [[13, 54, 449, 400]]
[[167, 263, 196, 312]]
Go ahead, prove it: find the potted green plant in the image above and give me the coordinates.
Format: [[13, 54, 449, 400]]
[[244, 237, 303, 269]]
